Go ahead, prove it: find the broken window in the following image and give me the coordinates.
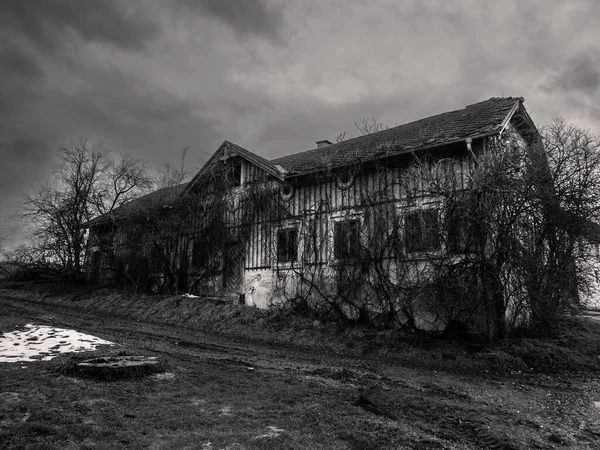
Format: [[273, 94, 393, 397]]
[[277, 228, 298, 263], [404, 209, 440, 253], [334, 219, 361, 260]]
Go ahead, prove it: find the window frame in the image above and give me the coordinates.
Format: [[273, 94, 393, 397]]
[[403, 207, 441, 255], [276, 227, 299, 264], [331, 216, 362, 262]]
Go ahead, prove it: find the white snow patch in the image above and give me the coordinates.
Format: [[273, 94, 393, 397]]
[[151, 372, 175, 380], [182, 293, 200, 298], [0, 324, 113, 362]]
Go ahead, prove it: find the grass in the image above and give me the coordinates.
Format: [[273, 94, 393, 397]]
[[4, 283, 600, 376], [1, 354, 424, 449], [3, 290, 600, 448]]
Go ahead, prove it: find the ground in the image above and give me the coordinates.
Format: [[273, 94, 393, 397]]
[[2, 290, 600, 449]]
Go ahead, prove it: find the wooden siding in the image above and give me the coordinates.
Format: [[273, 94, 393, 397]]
[[239, 143, 475, 270]]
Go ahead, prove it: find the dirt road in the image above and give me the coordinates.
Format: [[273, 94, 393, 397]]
[[2, 293, 600, 449]]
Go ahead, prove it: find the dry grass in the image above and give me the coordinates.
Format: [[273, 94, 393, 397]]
[[3, 291, 600, 449]]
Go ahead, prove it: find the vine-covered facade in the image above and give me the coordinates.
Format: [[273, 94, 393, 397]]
[[87, 97, 553, 336]]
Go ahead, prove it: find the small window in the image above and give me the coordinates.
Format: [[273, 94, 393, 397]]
[[404, 209, 440, 253], [192, 241, 210, 269], [233, 162, 242, 186], [277, 228, 298, 263], [227, 161, 242, 187], [280, 184, 294, 201], [334, 219, 361, 259], [336, 170, 356, 189]]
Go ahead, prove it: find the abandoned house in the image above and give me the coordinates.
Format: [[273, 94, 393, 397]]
[[86, 96, 558, 334]]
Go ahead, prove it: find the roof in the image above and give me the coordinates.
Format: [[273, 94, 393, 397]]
[[86, 96, 526, 229], [271, 97, 524, 175], [85, 182, 188, 228]]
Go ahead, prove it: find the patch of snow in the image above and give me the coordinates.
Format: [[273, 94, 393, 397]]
[[182, 293, 200, 298], [219, 406, 232, 416], [151, 372, 175, 380], [0, 324, 113, 362]]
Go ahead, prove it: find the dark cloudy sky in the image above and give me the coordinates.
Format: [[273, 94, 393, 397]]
[[1, 0, 599, 245]]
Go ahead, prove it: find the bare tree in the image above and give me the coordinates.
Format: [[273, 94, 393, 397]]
[[22, 137, 152, 280], [355, 117, 388, 135]]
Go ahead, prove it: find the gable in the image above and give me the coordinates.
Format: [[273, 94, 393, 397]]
[[183, 140, 284, 196]]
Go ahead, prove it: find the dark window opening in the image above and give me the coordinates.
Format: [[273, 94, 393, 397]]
[[277, 228, 298, 262], [280, 183, 294, 199], [229, 162, 242, 187], [404, 209, 440, 253], [334, 219, 361, 259]]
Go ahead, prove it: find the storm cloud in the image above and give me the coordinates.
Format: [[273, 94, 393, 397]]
[[1, 0, 599, 247], [178, 0, 283, 40], [546, 54, 600, 95]]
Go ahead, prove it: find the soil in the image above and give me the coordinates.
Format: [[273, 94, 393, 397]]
[[1, 290, 600, 449]]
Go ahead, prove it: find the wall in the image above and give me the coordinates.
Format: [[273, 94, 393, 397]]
[[233, 141, 481, 330]]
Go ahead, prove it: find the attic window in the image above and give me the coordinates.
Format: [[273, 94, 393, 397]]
[[227, 162, 242, 187]]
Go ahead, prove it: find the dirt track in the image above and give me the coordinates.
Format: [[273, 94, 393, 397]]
[[2, 293, 600, 449]]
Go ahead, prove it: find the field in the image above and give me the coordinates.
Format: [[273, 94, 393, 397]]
[[2, 288, 600, 449]]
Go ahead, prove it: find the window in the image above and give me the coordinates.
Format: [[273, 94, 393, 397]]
[[336, 169, 356, 189], [334, 219, 361, 259], [192, 240, 210, 269], [280, 184, 294, 201], [230, 162, 242, 187], [404, 209, 440, 253], [277, 228, 298, 262]]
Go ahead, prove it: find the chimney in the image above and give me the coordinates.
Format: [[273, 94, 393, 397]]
[[316, 140, 332, 148]]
